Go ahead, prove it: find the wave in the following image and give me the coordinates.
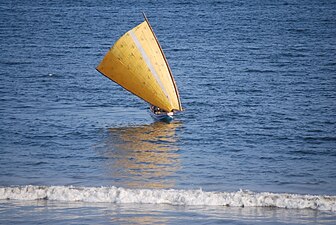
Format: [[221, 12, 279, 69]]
[[0, 185, 335, 212]]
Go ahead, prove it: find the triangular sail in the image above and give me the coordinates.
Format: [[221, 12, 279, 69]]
[[96, 15, 182, 112]]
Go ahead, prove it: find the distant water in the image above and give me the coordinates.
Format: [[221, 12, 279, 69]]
[[1, 0, 336, 224]]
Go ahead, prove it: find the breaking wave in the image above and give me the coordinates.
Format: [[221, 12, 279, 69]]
[[1, 185, 335, 211]]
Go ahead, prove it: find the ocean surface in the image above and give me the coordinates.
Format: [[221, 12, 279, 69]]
[[1, 0, 336, 224]]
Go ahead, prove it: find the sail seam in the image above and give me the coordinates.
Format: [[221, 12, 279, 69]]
[[128, 30, 171, 106]]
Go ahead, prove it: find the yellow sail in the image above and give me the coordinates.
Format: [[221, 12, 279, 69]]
[[96, 14, 182, 112]]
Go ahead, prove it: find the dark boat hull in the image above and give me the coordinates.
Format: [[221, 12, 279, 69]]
[[149, 109, 174, 123]]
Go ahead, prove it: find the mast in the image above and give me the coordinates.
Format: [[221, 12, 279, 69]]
[[142, 12, 182, 111]]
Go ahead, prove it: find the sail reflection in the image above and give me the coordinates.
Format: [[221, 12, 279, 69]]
[[101, 122, 181, 189]]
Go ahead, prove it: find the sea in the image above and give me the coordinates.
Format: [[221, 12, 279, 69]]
[[0, 0, 336, 224]]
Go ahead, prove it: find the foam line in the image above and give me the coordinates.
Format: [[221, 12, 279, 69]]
[[0, 185, 335, 211]]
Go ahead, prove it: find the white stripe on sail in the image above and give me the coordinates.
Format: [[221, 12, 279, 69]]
[[129, 30, 171, 106]]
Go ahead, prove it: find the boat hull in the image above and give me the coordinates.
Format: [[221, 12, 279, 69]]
[[149, 110, 174, 123]]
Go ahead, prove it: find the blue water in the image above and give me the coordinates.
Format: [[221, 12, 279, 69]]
[[1, 0, 336, 224]]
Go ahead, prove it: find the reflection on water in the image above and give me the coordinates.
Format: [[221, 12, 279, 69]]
[[100, 122, 181, 189]]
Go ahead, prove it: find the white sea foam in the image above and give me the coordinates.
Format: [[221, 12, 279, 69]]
[[0, 185, 335, 211]]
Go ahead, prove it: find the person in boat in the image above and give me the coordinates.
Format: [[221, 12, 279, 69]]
[[150, 105, 166, 115], [150, 104, 174, 122]]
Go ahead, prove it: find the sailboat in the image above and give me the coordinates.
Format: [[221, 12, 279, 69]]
[[96, 13, 182, 122]]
